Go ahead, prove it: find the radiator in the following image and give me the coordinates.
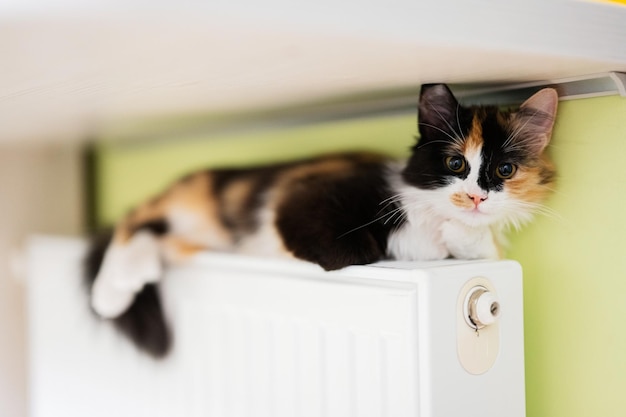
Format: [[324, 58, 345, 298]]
[[26, 236, 525, 417]]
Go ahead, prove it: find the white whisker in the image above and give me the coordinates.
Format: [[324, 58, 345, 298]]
[[337, 200, 410, 239], [499, 199, 566, 229], [423, 99, 463, 141], [383, 207, 406, 225], [418, 123, 463, 145], [456, 103, 467, 142], [503, 107, 542, 149]]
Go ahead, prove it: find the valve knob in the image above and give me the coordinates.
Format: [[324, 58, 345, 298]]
[[465, 286, 501, 329]]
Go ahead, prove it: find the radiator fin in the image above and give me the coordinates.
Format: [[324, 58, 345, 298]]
[[177, 305, 408, 417]]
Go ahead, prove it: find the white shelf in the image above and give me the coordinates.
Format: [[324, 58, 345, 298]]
[[2, 0, 626, 144]]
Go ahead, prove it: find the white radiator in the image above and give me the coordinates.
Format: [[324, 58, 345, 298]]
[[26, 236, 525, 417]]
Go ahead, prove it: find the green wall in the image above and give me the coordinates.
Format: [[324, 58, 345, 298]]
[[93, 96, 626, 416], [508, 96, 626, 417], [95, 114, 415, 225]]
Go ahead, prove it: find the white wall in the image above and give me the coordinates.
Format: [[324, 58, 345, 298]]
[[0, 144, 83, 417]]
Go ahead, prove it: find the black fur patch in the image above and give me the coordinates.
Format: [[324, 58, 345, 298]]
[[83, 229, 171, 358], [113, 284, 171, 357], [131, 219, 169, 236], [83, 229, 114, 285], [276, 160, 401, 270], [404, 84, 474, 189], [476, 108, 511, 192]]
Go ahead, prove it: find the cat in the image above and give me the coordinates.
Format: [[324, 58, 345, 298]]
[[85, 84, 557, 357]]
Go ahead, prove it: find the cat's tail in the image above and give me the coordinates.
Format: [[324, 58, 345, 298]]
[[83, 230, 172, 358]]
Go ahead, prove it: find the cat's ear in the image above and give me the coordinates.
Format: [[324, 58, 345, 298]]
[[511, 88, 558, 154], [418, 84, 460, 138]]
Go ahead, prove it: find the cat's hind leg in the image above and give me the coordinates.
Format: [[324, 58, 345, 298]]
[[90, 171, 232, 319], [86, 172, 234, 357], [91, 226, 164, 318], [85, 217, 210, 358], [91, 225, 208, 318], [83, 217, 173, 357]]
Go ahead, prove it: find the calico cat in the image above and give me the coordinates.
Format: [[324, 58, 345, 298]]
[[85, 84, 557, 357]]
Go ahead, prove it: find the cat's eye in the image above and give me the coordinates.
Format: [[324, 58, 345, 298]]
[[445, 156, 466, 174], [496, 163, 517, 179]]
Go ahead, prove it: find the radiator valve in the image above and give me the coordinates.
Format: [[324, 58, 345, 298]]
[[464, 286, 500, 329]]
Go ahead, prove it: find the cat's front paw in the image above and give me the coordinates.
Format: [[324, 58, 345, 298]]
[[440, 220, 498, 260]]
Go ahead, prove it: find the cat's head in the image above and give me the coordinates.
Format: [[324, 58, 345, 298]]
[[402, 84, 557, 229]]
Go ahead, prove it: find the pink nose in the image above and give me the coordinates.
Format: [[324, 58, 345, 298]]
[[468, 194, 487, 207]]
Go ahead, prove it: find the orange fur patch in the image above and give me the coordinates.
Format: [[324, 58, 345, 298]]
[[505, 161, 555, 203], [284, 158, 357, 181], [161, 236, 207, 263], [273, 156, 367, 203], [221, 178, 254, 217], [116, 172, 232, 249], [450, 192, 474, 209], [447, 113, 484, 156], [464, 114, 484, 154]]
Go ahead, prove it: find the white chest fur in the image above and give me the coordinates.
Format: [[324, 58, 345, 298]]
[[387, 215, 499, 261], [387, 216, 449, 261]]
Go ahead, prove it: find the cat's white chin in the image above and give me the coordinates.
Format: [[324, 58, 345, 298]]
[[453, 209, 498, 228]]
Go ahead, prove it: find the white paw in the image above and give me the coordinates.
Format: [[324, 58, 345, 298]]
[[440, 220, 498, 260], [91, 232, 162, 318]]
